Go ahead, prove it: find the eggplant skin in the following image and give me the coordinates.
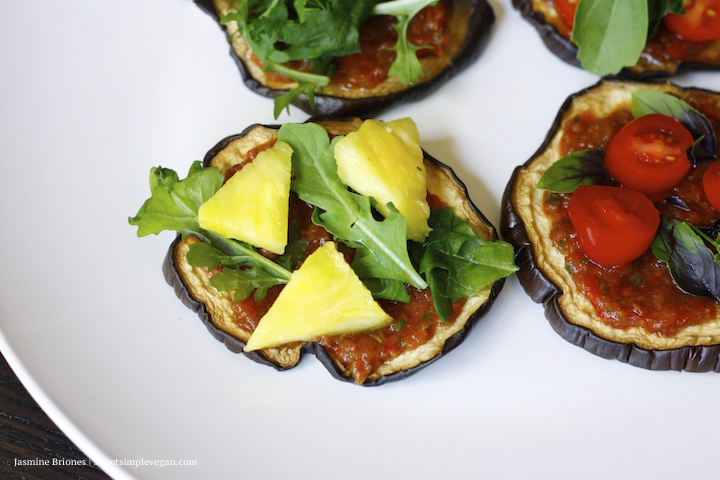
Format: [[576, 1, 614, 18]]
[[193, 0, 495, 117], [500, 79, 720, 373], [512, 0, 720, 78], [163, 117, 507, 385]]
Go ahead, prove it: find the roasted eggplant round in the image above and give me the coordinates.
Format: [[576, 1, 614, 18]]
[[193, 0, 495, 117], [512, 0, 720, 78], [164, 117, 510, 385], [501, 79, 720, 372]]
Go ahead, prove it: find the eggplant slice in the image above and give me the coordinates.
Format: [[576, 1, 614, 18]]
[[193, 0, 495, 117], [164, 117, 507, 385], [512, 0, 720, 78], [501, 79, 720, 372]]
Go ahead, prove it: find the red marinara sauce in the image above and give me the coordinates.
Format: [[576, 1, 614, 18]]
[[642, 24, 712, 65], [543, 97, 720, 337], [321, 287, 466, 384]]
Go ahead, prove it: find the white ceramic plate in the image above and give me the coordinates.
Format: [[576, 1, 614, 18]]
[[1, 1, 719, 479]]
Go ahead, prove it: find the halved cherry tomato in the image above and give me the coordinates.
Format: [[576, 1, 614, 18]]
[[703, 160, 720, 211], [663, 0, 720, 43], [604, 113, 694, 195], [568, 185, 660, 267], [555, 0, 579, 29]]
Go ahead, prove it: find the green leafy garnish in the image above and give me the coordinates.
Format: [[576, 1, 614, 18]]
[[128, 162, 224, 240], [653, 217, 720, 303], [278, 122, 428, 291], [221, 0, 438, 117], [269, 61, 330, 118], [569, 0, 683, 75], [536, 149, 611, 193], [128, 162, 292, 300], [410, 207, 518, 321], [374, 0, 439, 84], [185, 221, 306, 300], [572, 0, 648, 76], [361, 278, 411, 302]]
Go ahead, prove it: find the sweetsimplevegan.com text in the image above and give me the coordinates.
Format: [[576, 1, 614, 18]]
[[14, 457, 198, 468]]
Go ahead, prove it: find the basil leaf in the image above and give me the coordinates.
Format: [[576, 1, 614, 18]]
[[632, 90, 717, 164], [410, 207, 518, 322], [647, 0, 684, 37], [572, 0, 648, 76], [536, 150, 612, 193], [655, 217, 720, 302]]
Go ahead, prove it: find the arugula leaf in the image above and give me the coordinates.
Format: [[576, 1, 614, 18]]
[[278, 122, 428, 290], [279, 1, 374, 62], [210, 264, 287, 301], [223, 1, 376, 118], [186, 220, 305, 273], [388, 20, 425, 85], [269, 61, 329, 117], [185, 221, 308, 301], [129, 162, 292, 301], [632, 90, 718, 164], [410, 207, 518, 322], [654, 217, 720, 302], [572, 0, 649, 76], [361, 277, 411, 302], [128, 162, 224, 240], [373, 0, 440, 84], [536, 150, 612, 193], [274, 220, 309, 271], [185, 241, 288, 300], [374, 0, 438, 84]]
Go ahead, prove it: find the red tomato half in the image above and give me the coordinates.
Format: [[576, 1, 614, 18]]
[[604, 114, 694, 195], [556, 0, 579, 28], [568, 185, 660, 267], [663, 0, 720, 42], [703, 160, 720, 211]]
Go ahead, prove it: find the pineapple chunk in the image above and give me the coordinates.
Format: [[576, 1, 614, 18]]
[[198, 141, 292, 255], [334, 118, 431, 242], [244, 241, 392, 352]]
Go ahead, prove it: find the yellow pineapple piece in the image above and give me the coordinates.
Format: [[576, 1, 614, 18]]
[[198, 141, 292, 255], [334, 118, 431, 242], [244, 241, 392, 352]]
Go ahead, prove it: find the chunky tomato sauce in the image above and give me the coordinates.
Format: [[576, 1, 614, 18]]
[[642, 24, 717, 64], [204, 141, 463, 382], [260, 1, 448, 90], [544, 97, 720, 336], [321, 288, 466, 383]]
